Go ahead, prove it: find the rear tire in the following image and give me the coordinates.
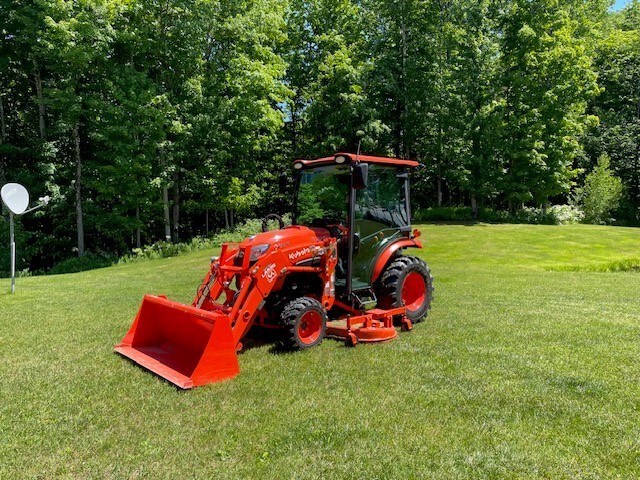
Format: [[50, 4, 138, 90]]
[[279, 297, 327, 350], [376, 255, 434, 322]]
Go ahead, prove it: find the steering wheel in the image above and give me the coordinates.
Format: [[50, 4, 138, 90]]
[[261, 213, 285, 232]]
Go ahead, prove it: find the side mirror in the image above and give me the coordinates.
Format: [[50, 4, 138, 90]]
[[353, 232, 361, 255], [352, 163, 368, 190]]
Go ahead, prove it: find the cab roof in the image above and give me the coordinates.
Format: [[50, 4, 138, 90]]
[[293, 152, 419, 169]]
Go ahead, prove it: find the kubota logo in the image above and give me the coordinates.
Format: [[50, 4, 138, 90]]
[[262, 263, 277, 283], [288, 247, 311, 262]]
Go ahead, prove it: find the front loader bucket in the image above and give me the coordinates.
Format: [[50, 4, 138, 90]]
[[115, 295, 239, 389]]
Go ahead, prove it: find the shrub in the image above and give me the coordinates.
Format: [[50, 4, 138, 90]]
[[118, 215, 291, 264], [553, 257, 640, 273], [547, 204, 585, 224], [576, 154, 623, 224], [413, 205, 584, 225], [414, 206, 475, 222], [49, 252, 115, 275]]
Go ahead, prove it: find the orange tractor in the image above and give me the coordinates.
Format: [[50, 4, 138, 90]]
[[116, 153, 434, 388]]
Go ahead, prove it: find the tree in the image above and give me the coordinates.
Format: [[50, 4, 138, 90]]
[[583, 1, 640, 223], [576, 154, 623, 224], [497, 0, 603, 209], [37, 0, 120, 256]]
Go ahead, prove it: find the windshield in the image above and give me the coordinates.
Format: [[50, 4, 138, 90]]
[[294, 165, 350, 225]]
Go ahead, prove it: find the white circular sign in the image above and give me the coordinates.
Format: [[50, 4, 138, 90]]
[[1, 183, 30, 215]]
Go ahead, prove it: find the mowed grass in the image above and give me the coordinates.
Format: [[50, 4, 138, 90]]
[[0, 223, 639, 479]]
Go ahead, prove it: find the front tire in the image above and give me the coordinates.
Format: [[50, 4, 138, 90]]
[[376, 255, 434, 322], [279, 297, 327, 350]]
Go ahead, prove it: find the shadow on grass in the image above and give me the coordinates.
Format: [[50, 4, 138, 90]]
[[113, 327, 300, 391], [241, 327, 311, 355]]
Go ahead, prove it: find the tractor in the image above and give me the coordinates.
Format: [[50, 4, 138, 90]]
[[116, 153, 434, 388]]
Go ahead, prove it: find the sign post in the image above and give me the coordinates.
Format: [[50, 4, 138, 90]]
[[1, 183, 50, 293], [9, 212, 15, 293]]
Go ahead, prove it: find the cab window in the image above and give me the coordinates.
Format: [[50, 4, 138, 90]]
[[296, 165, 350, 225], [355, 165, 408, 231]]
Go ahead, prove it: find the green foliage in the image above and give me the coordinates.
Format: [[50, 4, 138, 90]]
[[582, 5, 640, 222], [119, 215, 290, 263], [553, 256, 640, 273], [49, 252, 115, 275], [576, 154, 623, 224], [221, 178, 262, 216], [497, 0, 603, 205], [296, 169, 349, 224], [0, 214, 30, 276], [415, 205, 584, 225], [3, 216, 287, 275], [295, 185, 327, 225]]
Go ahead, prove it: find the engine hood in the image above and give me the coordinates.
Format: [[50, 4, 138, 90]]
[[238, 225, 328, 250]]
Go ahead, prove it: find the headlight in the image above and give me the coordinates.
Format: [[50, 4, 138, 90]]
[[249, 244, 270, 261], [335, 155, 347, 164]]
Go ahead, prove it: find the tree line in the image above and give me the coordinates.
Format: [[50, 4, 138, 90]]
[[1, 0, 638, 273]]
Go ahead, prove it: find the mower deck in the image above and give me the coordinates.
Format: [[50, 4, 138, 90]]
[[326, 306, 409, 346]]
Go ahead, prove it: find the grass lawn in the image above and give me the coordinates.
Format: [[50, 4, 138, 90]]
[[1, 223, 639, 479]]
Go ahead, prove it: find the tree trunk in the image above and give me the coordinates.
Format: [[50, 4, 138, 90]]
[[171, 171, 180, 242], [436, 175, 443, 207], [471, 193, 478, 220], [635, 143, 640, 221], [0, 94, 5, 143], [205, 209, 209, 236], [229, 208, 235, 229], [399, 5, 408, 158], [162, 183, 171, 241], [136, 205, 141, 249], [34, 62, 46, 140], [160, 154, 171, 241], [73, 121, 85, 257], [636, 99, 640, 220], [291, 98, 298, 156]]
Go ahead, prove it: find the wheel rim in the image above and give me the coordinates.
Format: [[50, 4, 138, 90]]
[[298, 310, 322, 345], [402, 272, 427, 312]]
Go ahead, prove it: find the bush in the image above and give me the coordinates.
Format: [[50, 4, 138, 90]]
[[414, 206, 475, 222], [118, 215, 291, 264], [553, 257, 640, 273], [546, 205, 585, 224], [576, 154, 623, 224], [49, 252, 116, 275], [118, 238, 216, 263], [413, 205, 584, 225]]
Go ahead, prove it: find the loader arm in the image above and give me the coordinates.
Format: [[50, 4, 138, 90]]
[[116, 232, 338, 389], [195, 237, 338, 346]]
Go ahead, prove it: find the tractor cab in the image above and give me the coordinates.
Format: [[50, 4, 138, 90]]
[[292, 153, 416, 296]]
